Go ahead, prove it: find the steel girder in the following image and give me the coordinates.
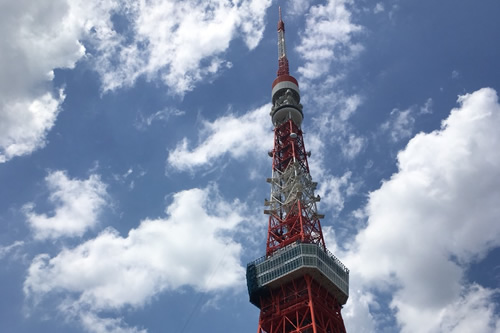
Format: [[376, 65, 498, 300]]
[[257, 275, 346, 333], [265, 119, 324, 257]]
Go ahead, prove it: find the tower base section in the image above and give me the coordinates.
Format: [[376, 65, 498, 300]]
[[257, 274, 346, 333]]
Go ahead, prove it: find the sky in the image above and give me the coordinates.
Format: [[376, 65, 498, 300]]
[[1, 0, 500, 332]]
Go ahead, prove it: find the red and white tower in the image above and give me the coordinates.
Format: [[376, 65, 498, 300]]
[[246, 9, 349, 333]]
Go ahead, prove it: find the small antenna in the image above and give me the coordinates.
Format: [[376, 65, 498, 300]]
[[277, 6, 285, 32]]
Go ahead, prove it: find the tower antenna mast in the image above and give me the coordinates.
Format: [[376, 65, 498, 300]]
[[277, 6, 289, 76]]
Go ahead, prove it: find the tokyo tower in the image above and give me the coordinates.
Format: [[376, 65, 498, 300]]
[[246, 8, 349, 333]]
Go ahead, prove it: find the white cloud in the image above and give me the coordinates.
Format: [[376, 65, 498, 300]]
[[167, 104, 272, 172], [0, 241, 24, 260], [342, 133, 365, 159], [0, 0, 111, 162], [78, 311, 147, 333], [301, 94, 362, 220], [59, 0, 272, 96], [287, 0, 314, 16], [24, 171, 108, 240], [92, 0, 272, 95], [296, 0, 363, 82], [437, 285, 500, 333], [0, 0, 273, 162], [0, 91, 64, 163], [342, 278, 377, 333], [0, 0, 86, 99], [294, 0, 365, 161], [24, 185, 247, 331], [316, 171, 353, 214], [381, 108, 415, 142], [303, 124, 359, 224], [307, 91, 365, 160], [374, 3, 385, 14], [322, 227, 377, 332], [344, 88, 500, 332], [134, 107, 185, 130], [393, 284, 499, 333], [420, 97, 433, 114], [381, 98, 433, 143]]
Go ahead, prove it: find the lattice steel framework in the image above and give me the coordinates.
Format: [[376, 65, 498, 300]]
[[246, 8, 349, 333]]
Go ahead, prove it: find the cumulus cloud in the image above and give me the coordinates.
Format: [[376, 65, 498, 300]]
[[343, 88, 500, 332], [342, 278, 377, 333], [0, 0, 120, 162], [24, 186, 246, 332], [0, 0, 86, 162], [0, 0, 86, 98], [0, 91, 65, 162], [167, 104, 272, 172], [24, 171, 108, 240]]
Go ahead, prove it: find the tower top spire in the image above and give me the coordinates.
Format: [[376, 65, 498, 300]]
[[276, 7, 289, 76], [278, 6, 284, 31]]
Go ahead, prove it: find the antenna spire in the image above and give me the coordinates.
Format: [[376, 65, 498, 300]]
[[277, 7, 289, 76]]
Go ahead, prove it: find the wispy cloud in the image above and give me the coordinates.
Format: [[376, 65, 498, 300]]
[[294, 0, 366, 164], [374, 3, 385, 14], [315, 171, 354, 214], [381, 98, 433, 142], [381, 108, 416, 142], [287, 0, 314, 16], [0, 241, 24, 260], [134, 107, 185, 130], [91, 0, 272, 95], [296, 0, 363, 82]]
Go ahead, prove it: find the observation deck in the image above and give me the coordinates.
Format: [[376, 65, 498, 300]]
[[271, 74, 303, 126], [247, 243, 349, 308]]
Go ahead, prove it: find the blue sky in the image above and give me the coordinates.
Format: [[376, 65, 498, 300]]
[[1, 0, 500, 332]]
